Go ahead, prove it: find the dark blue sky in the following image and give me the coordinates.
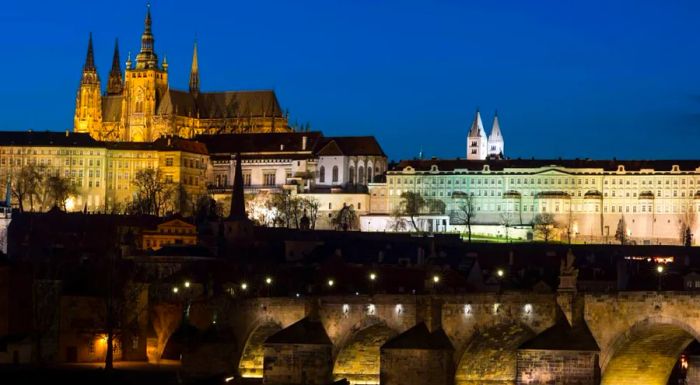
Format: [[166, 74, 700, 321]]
[[2, 0, 700, 161]]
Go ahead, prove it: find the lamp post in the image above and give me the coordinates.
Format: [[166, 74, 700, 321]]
[[265, 276, 273, 297], [369, 272, 377, 295], [496, 269, 505, 294], [656, 265, 664, 291], [432, 274, 440, 293]]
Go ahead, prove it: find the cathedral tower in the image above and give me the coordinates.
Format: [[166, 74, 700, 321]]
[[123, 4, 169, 142], [74, 33, 103, 138], [466, 109, 488, 160], [488, 111, 504, 158], [106, 39, 123, 95]]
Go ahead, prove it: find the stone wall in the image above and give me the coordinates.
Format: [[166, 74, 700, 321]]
[[380, 349, 454, 385], [516, 349, 599, 385], [263, 343, 333, 385]]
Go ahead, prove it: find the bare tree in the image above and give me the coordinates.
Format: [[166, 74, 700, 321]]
[[12, 164, 43, 212], [614, 216, 627, 245], [533, 213, 558, 243], [500, 211, 514, 241], [300, 197, 320, 229], [129, 168, 175, 216], [452, 192, 476, 243], [395, 191, 426, 232], [44, 174, 78, 211], [331, 203, 357, 231], [679, 199, 696, 246]]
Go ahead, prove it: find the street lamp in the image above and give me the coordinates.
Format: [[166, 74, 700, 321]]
[[433, 275, 440, 283], [657, 265, 664, 291], [172, 286, 179, 294], [265, 277, 273, 297], [496, 269, 505, 294], [369, 273, 377, 281], [241, 282, 248, 291], [327, 279, 335, 288], [184, 280, 191, 288]]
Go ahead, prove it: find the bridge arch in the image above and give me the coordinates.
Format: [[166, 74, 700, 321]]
[[237, 320, 283, 378], [332, 317, 399, 385], [455, 322, 535, 385], [600, 316, 699, 385]]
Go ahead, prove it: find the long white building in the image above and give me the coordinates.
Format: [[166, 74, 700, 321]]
[[366, 158, 700, 245]]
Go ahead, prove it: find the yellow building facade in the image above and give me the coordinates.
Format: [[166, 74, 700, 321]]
[[74, 6, 289, 143], [0, 131, 209, 214]]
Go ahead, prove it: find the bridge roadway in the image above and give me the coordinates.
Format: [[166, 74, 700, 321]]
[[177, 291, 700, 385]]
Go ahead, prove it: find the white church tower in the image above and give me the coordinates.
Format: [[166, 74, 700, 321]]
[[467, 109, 488, 160], [488, 111, 504, 158]]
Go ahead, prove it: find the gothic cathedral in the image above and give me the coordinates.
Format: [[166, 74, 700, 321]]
[[74, 6, 289, 142]]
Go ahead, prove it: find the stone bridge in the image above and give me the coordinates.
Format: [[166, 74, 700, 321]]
[[182, 292, 700, 385]]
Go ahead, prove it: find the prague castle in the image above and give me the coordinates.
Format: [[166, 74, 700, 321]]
[[74, 6, 289, 142]]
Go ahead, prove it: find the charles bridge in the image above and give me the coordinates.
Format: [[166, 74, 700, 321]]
[[176, 290, 700, 385]]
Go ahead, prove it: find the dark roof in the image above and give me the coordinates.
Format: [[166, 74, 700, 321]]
[[102, 96, 123, 122], [317, 136, 386, 157], [265, 317, 332, 345], [382, 323, 453, 350], [519, 321, 599, 352], [195, 132, 323, 155], [393, 158, 700, 173], [157, 89, 283, 119], [102, 136, 208, 155], [0, 131, 101, 147]]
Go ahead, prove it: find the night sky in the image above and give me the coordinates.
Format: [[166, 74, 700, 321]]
[[2, 0, 700, 161]]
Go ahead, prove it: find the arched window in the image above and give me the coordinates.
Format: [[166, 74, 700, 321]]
[[368, 167, 374, 183], [319, 166, 326, 183], [349, 166, 355, 184], [358, 166, 365, 185], [332, 166, 339, 183]]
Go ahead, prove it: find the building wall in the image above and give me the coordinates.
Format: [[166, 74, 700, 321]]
[[516, 349, 599, 385], [0, 140, 208, 214], [376, 164, 700, 244], [380, 348, 454, 385], [298, 192, 370, 230], [263, 344, 333, 385]]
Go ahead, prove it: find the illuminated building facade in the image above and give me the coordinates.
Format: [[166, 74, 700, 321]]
[[366, 159, 700, 244], [74, 6, 289, 143], [0, 131, 209, 213]]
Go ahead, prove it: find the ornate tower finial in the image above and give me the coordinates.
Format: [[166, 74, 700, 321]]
[[107, 39, 123, 95], [189, 40, 200, 95], [135, 3, 158, 69]]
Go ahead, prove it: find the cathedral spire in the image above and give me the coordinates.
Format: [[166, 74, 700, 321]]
[[80, 33, 99, 85], [107, 39, 123, 95], [189, 40, 200, 95], [135, 3, 158, 69], [83, 33, 96, 72]]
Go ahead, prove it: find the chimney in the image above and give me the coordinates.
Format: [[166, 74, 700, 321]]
[[302, 135, 308, 151], [65, 130, 69, 137]]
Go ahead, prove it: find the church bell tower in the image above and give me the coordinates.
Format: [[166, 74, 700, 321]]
[[74, 33, 103, 139]]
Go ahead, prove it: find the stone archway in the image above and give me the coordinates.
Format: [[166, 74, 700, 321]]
[[333, 322, 398, 385], [455, 322, 535, 385], [237, 321, 282, 378], [601, 318, 698, 385], [333, 323, 398, 385]]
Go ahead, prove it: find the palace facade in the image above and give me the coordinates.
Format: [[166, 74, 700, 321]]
[[74, 6, 289, 143], [0, 131, 209, 213], [365, 158, 700, 244]]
